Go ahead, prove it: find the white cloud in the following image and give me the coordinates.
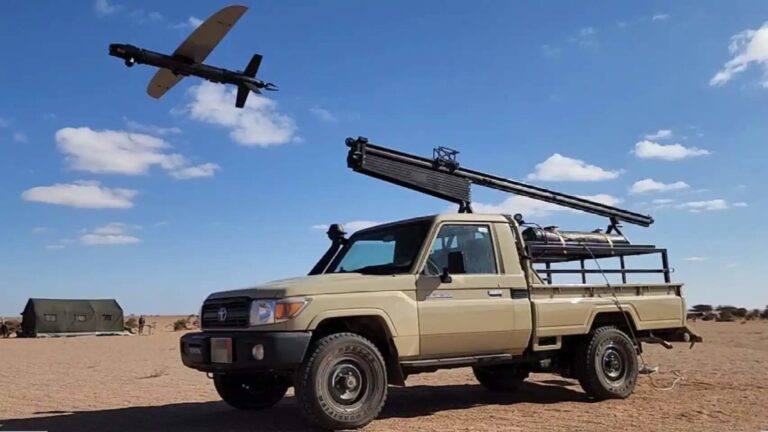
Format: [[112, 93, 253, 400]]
[[169, 162, 220, 179], [527, 154, 621, 182], [94, 0, 122, 16], [710, 22, 768, 88], [683, 256, 707, 262], [21, 181, 137, 209], [652, 198, 676, 205], [188, 16, 203, 28], [310, 107, 337, 123], [171, 16, 203, 29], [55, 127, 216, 179], [652, 14, 670, 21], [644, 129, 672, 140], [46, 244, 65, 251], [80, 222, 140, 246], [312, 220, 382, 233], [473, 194, 621, 217], [32, 226, 48, 234], [184, 82, 298, 147], [12, 132, 27, 143], [568, 27, 597, 47], [579, 194, 622, 207], [676, 199, 729, 212], [733, 202, 749, 207], [630, 178, 690, 194], [632, 140, 711, 160], [124, 118, 181, 135]]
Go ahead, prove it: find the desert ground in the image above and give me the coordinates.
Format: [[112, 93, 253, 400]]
[[1, 318, 767, 432]]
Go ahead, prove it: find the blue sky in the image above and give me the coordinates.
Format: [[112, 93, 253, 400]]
[[1, 1, 767, 315]]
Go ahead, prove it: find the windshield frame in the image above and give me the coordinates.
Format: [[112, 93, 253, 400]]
[[326, 218, 434, 275]]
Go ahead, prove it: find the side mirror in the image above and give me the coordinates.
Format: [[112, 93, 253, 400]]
[[441, 251, 465, 283]]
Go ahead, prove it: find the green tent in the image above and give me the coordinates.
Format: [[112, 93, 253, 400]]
[[20, 298, 124, 337]]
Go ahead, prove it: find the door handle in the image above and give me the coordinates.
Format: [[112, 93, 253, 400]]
[[487, 289, 503, 297]]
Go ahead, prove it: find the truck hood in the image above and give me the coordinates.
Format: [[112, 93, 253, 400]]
[[206, 273, 416, 300]]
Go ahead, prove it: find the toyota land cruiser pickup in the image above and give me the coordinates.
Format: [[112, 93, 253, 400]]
[[180, 213, 700, 430]]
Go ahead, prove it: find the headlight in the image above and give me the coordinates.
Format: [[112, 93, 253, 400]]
[[249, 297, 309, 326]]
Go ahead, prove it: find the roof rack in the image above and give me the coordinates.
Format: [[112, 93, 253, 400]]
[[345, 137, 654, 228]]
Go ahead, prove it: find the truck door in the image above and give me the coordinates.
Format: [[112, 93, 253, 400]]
[[416, 223, 529, 358]]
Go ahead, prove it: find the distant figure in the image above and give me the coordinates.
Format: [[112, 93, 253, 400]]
[[138, 315, 146, 335], [0, 321, 8, 338]]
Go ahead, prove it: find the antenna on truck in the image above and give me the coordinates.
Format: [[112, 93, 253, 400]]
[[345, 136, 654, 230]]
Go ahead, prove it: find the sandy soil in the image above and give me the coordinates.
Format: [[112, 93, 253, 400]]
[[1, 318, 767, 432]]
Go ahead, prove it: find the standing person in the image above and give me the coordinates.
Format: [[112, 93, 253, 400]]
[[0, 320, 8, 338], [138, 315, 146, 335]]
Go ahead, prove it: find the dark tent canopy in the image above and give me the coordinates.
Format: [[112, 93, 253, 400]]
[[21, 298, 124, 336]]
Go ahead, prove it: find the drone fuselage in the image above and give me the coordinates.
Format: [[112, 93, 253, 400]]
[[109, 44, 269, 90]]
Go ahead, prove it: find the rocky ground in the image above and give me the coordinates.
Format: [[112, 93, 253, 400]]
[[1, 318, 766, 431]]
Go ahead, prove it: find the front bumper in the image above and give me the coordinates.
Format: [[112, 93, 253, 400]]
[[180, 331, 312, 372]]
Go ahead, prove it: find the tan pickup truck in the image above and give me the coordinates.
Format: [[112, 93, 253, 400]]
[[181, 212, 700, 430]]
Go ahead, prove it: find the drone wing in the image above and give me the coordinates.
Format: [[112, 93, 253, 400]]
[[147, 69, 184, 99], [173, 5, 248, 63], [146, 5, 248, 99]]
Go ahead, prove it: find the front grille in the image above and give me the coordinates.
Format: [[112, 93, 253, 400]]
[[201, 297, 250, 328]]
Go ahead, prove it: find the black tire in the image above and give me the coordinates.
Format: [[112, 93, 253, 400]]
[[295, 332, 388, 430], [574, 326, 638, 400], [213, 373, 288, 410], [472, 365, 529, 392]]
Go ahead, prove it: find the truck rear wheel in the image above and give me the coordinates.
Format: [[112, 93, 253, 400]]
[[473, 365, 529, 392], [213, 373, 288, 410], [575, 326, 638, 400], [295, 332, 387, 430]]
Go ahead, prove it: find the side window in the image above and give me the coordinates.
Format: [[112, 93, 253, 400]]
[[44, 314, 57, 322], [75, 314, 87, 322], [425, 224, 497, 275], [102, 314, 113, 321]]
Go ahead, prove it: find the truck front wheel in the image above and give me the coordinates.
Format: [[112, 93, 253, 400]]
[[295, 332, 388, 430], [473, 365, 529, 392], [574, 326, 639, 400], [213, 373, 288, 410]]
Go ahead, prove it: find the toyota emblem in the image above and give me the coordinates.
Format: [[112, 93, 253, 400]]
[[217, 307, 228, 322]]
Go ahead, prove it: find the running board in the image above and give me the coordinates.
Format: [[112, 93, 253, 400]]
[[401, 353, 516, 372]]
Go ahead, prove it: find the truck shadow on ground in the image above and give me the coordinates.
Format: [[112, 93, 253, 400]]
[[0, 382, 588, 431]]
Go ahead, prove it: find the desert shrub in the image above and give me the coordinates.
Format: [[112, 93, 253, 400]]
[[746, 309, 761, 320], [691, 304, 714, 313], [717, 310, 735, 322], [734, 308, 748, 318], [125, 317, 138, 329], [173, 319, 188, 331]]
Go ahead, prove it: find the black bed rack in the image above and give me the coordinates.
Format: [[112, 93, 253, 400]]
[[525, 241, 671, 284]]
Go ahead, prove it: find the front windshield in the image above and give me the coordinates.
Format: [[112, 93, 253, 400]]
[[328, 220, 431, 275]]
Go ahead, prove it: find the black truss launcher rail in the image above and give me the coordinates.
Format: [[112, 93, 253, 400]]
[[345, 136, 654, 228]]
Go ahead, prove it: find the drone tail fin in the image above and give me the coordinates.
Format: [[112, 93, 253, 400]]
[[235, 82, 263, 108], [235, 54, 265, 108], [243, 54, 262, 78]]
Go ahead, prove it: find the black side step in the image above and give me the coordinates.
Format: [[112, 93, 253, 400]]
[[401, 353, 517, 373]]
